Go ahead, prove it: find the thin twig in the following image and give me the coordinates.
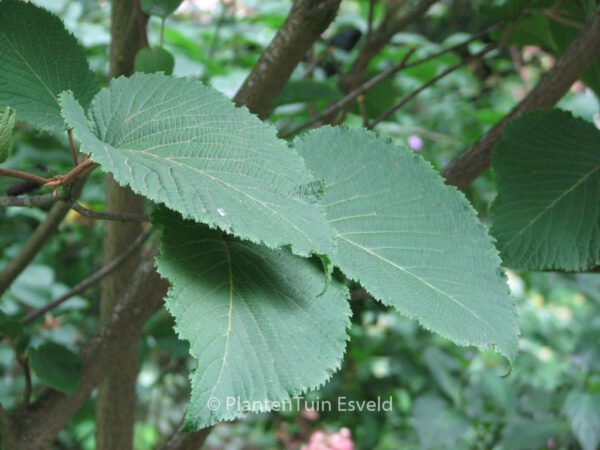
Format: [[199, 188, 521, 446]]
[[280, 47, 416, 137], [540, 9, 583, 30], [365, 0, 377, 45], [0, 194, 58, 208], [281, 25, 499, 138], [0, 168, 50, 186], [368, 44, 497, 128], [67, 129, 78, 166], [0, 192, 150, 222], [17, 355, 32, 406], [22, 227, 155, 325], [442, 3, 600, 189], [399, 23, 499, 71], [208, 0, 229, 57], [65, 198, 151, 222], [43, 159, 97, 188]]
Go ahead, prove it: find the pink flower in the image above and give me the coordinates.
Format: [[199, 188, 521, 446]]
[[301, 428, 354, 450], [407, 134, 423, 151]]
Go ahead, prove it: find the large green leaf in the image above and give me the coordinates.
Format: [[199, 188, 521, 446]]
[[155, 209, 351, 429], [61, 73, 335, 257], [564, 391, 600, 450], [28, 342, 82, 396], [296, 127, 518, 361], [490, 110, 600, 271], [0, 0, 98, 132]]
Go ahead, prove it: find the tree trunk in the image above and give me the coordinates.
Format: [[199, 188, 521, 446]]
[[95, 1, 145, 449]]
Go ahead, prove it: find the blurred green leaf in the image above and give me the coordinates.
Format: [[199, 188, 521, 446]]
[[563, 391, 600, 450], [29, 342, 82, 395], [274, 80, 341, 106], [0, 309, 21, 340], [413, 395, 469, 449], [141, 0, 183, 18], [134, 47, 175, 75], [500, 418, 571, 450]]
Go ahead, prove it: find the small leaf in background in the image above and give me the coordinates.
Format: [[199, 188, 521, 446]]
[[490, 109, 600, 271], [141, 0, 184, 18], [412, 395, 469, 449], [134, 47, 175, 75], [500, 418, 571, 450], [155, 209, 351, 430], [0, 309, 21, 340], [28, 342, 83, 396], [563, 391, 600, 450], [273, 79, 341, 107], [0, 0, 98, 132], [61, 73, 335, 258], [549, 1, 600, 98], [296, 127, 519, 361], [0, 107, 15, 163]]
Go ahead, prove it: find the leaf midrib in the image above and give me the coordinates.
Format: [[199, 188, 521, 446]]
[[502, 164, 599, 249], [338, 234, 502, 339], [201, 238, 235, 416]]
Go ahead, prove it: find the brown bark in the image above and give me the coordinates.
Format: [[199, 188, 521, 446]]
[[233, 0, 342, 118], [95, 1, 146, 449], [442, 5, 600, 189], [159, 427, 212, 450]]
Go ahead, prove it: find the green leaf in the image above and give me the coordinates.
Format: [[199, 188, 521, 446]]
[[135, 47, 175, 75], [508, 12, 556, 50], [295, 127, 518, 361], [412, 395, 469, 449], [0, 107, 16, 163], [60, 73, 335, 257], [476, 0, 531, 20], [141, 0, 184, 18], [28, 342, 83, 396], [500, 418, 571, 450], [274, 80, 341, 107], [0, 309, 21, 340], [549, 1, 600, 98], [0, 0, 98, 132], [564, 391, 600, 450], [490, 109, 600, 271], [155, 209, 351, 430]]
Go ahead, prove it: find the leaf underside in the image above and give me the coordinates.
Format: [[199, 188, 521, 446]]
[[60, 73, 335, 257], [295, 127, 519, 361], [155, 209, 351, 429], [0, 0, 98, 132], [491, 109, 600, 271]]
